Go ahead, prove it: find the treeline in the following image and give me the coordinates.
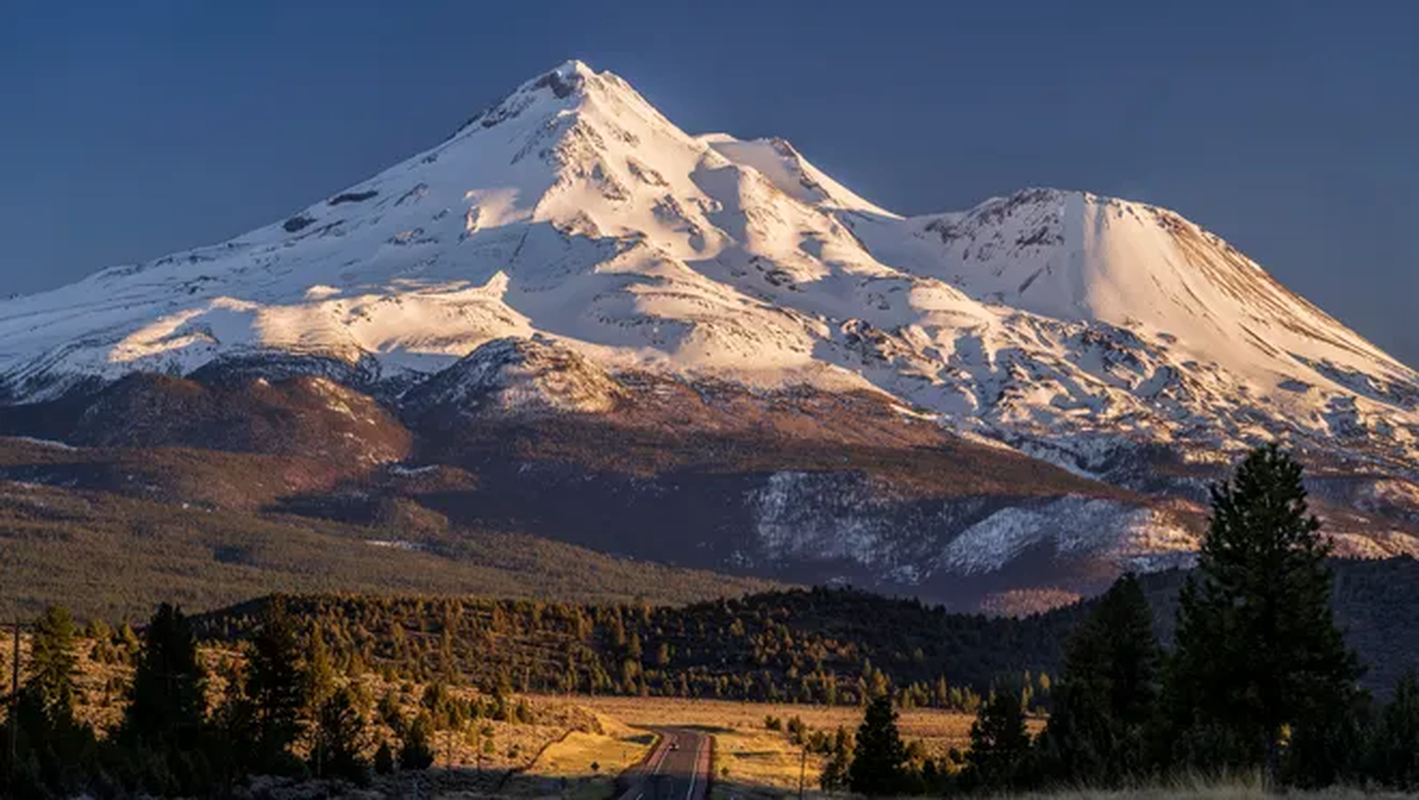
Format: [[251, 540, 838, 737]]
[[185, 556, 1419, 718], [0, 600, 526, 799], [192, 586, 1070, 713], [833, 446, 1419, 795]]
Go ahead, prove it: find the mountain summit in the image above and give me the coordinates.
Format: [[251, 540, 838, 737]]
[[3, 61, 1417, 606]]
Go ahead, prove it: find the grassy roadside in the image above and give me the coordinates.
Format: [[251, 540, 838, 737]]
[[566, 696, 989, 797], [502, 711, 657, 799]]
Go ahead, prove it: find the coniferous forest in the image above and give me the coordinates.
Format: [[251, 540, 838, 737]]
[[4, 445, 1419, 797]]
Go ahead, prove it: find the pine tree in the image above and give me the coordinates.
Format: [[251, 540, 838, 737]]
[[964, 688, 1033, 792], [310, 686, 370, 783], [119, 622, 141, 662], [1367, 671, 1419, 789], [85, 620, 113, 664], [27, 606, 79, 721], [373, 740, 396, 775], [119, 603, 210, 793], [245, 601, 309, 774], [8, 606, 96, 798], [819, 726, 854, 792], [399, 712, 437, 770], [848, 693, 906, 796], [1164, 445, 1362, 787], [1038, 574, 1161, 787], [209, 658, 256, 789], [304, 625, 337, 711]]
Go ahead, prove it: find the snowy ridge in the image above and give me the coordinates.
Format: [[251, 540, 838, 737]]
[[2, 61, 1417, 504], [402, 335, 626, 417]]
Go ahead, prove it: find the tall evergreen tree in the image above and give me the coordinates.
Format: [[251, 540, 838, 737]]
[[964, 688, 1033, 792], [819, 725, 853, 792], [310, 686, 370, 783], [209, 658, 256, 789], [1038, 574, 1161, 787], [6, 606, 95, 798], [304, 625, 337, 712], [848, 693, 906, 796], [122, 604, 207, 744], [245, 602, 308, 774], [118, 603, 210, 794], [398, 712, 437, 771], [27, 607, 79, 722], [1163, 445, 1362, 788]]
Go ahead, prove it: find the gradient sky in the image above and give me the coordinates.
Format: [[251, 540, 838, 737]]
[[3, 1, 1417, 364]]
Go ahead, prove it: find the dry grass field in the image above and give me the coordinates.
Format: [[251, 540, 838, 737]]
[[503, 711, 657, 799], [568, 695, 993, 747]]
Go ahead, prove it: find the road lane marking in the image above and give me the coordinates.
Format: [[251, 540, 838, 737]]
[[651, 734, 674, 774], [685, 733, 707, 800]]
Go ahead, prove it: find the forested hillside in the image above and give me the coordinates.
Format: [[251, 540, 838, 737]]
[[193, 556, 1419, 706], [0, 477, 779, 621]]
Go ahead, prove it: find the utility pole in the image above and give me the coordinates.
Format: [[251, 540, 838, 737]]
[[9, 620, 19, 779], [798, 745, 807, 800]]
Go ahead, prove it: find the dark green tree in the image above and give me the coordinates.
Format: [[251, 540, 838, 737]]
[[118, 623, 141, 661], [399, 712, 437, 771], [245, 602, 309, 774], [117, 603, 210, 794], [1367, 671, 1419, 789], [819, 725, 853, 792], [964, 688, 1033, 792], [373, 740, 396, 775], [209, 658, 256, 790], [304, 625, 337, 712], [310, 686, 370, 783], [1163, 445, 1362, 788], [1038, 574, 1161, 787], [4, 606, 96, 799], [27, 607, 79, 722], [4, 690, 57, 799], [848, 693, 906, 796]]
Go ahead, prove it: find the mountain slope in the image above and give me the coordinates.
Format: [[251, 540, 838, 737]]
[[0, 470, 780, 623], [1, 60, 1417, 606], [844, 188, 1419, 451]]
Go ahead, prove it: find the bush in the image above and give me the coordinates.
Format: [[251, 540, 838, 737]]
[[374, 741, 396, 775], [398, 714, 436, 771]]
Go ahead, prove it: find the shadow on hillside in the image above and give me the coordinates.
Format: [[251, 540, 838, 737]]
[[675, 723, 737, 734]]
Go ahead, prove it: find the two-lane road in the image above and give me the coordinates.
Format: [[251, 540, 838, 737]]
[[618, 727, 711, 800]]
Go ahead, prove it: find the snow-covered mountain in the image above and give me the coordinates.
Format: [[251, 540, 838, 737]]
[[3, 60, 1418, 604]]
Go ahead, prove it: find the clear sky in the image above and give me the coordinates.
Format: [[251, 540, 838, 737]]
[[3, 1, 1416, 364]]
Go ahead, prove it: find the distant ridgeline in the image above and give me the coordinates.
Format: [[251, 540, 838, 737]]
[[193, 556, 1419, 705]]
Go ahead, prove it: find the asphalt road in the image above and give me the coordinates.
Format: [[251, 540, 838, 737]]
[[618, 727, 711, 800]]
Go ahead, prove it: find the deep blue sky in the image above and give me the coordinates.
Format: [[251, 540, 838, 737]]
[[4, 1, 1417, 364]]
